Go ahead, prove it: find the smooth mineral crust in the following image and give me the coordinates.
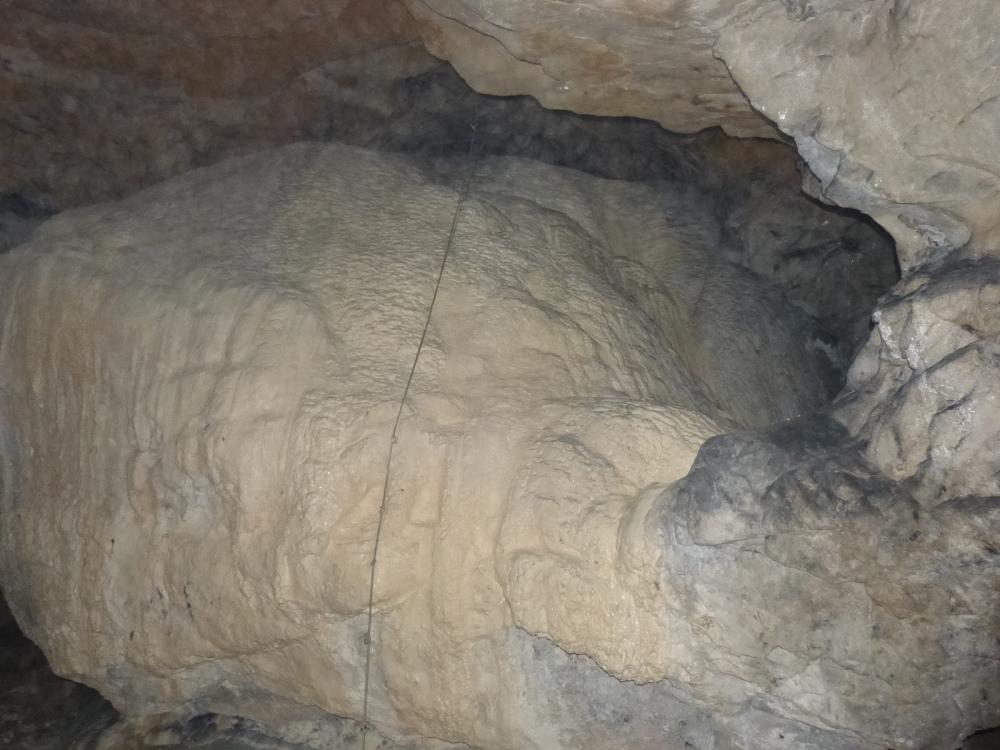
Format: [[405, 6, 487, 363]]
[[0, 144, 995, 749]]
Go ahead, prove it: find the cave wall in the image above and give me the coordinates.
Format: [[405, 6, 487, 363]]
[[0, 1, 997, 749], [5, 0, 996, 273], [0, 1, 900, 355], [0, 140, 994, 750], [410, 0, 1000, 266], [0, 0, 433, 209], [0, 0, 1000, 300], [0, 142, 866, 750]]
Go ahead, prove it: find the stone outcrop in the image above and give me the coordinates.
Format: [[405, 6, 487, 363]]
[[4, 0, 998, 266], [403, 0, 774, 138], [716, 0, 1000, 269], [838, 258, 1000, 509], [2, 1, 999, 748], [1, 143, 995, 749], [411, 0, 1000, 264], [0, 48, 899, 357]]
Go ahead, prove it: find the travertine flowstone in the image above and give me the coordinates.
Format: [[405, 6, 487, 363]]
[[1, 144, 996, 749]]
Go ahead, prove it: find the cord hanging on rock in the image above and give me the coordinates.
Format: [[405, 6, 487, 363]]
[[360, 126, 479, 750]]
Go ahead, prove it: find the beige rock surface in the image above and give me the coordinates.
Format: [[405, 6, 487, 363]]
[[0, 2, 997, 748], [403, 0, 774, 138], [409, 0, 1000, 266], [0, 143, 841, 748], [9, 0, 996, 275], [716, 0, 1000, 268], [0, 0, 434, 208]]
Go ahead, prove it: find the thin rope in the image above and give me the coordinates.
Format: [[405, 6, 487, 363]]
[[360, 126, 479, 749]]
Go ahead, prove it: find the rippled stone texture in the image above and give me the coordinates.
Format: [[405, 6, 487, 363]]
[[0, 143, 863, 750]]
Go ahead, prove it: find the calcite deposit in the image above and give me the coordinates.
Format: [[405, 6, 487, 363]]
[[1, 143, 995, 749]]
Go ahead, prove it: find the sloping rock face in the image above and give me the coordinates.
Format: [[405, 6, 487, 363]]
[[0, 0, 899, 356], [655, 417, 1000, 750], [1, 1, 998, 748], [0, 40, 899, 360], [716, 0, 1000, 270], [403, 0, 774, 137], [0, 143, 995, 749], [412, 0, 1000, 263], [838, 259, 1000, 509], [4, 0, 996, 268]]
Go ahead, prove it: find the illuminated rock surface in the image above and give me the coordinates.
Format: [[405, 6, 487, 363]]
[[1, 2, 999, 748], [0, 143, 903, 750]]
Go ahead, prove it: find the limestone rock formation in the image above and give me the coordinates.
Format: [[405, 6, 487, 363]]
[[1, 143, 995, 749], [403, 0, 774, 137], [410, 0, 1000, 266], [0, 34, 900, 361], [716, 0, 1000, 269], [655, 416, 999, 750], [5, 0, 997, 271]]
